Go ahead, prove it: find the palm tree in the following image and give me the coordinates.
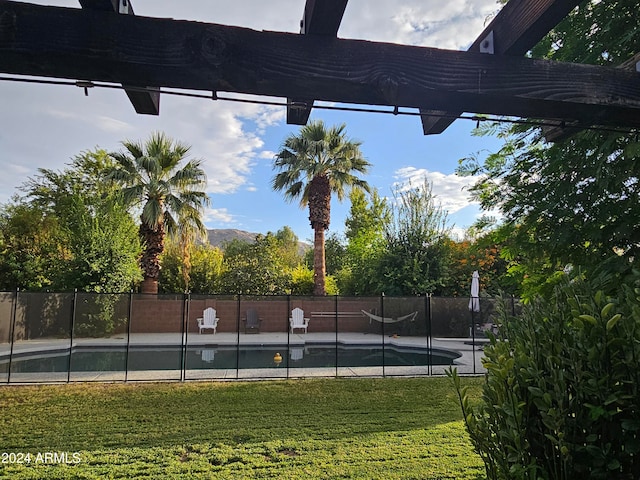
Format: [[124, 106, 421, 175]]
[[272, 121, 370, 295], [175, 207, 209, 293], [108, 132, 209, 294]]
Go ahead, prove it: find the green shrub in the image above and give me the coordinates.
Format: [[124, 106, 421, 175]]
[[289, 265, 339, 295], [449, 259, 640, 479]]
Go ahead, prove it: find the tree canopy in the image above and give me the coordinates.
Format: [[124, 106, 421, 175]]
[[458, 0, 640, 289], [0, 149, 141, 293]]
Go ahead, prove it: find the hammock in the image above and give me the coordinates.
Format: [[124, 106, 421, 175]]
[[361, 310, 418, 324]]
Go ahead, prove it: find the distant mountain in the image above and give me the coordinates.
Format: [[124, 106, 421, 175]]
[[207, 229, 257, 248], [207, 229, 311, 255]]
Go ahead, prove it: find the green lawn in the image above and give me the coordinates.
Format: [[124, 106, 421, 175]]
[[0, 377, 485, 479]]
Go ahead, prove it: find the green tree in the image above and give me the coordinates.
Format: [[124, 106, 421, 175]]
[[344, 188, 391, 242], [0, 150, 142, 293], [159, 240, 224, 294], [30, 150, 142, 293], [289, 264, 339, 295], [273, 226, 306, 270], [108, 132, 210, 294], [187, 245, 225, 294], [219, 234, 291, 295], [57, 195, 142, 293], [379, 180, 451, 295], [458, 0, 640, 282], [0, 201, 65, 290], [272, 121, 370, 295], [339, 188, 390, 295]]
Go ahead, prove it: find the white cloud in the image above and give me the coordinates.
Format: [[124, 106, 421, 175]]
[[46, 107, 132, 134], [250, 106, 286, 133], [341, 0, 498, 50], [159, 98, 265, 195], [204, 207, 235, 224], [259, 150, 276, 159], [95, 116, 132, 134], [393, 166, 479, 214]]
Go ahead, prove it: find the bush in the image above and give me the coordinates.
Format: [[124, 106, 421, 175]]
[[449, 259, 640, 479], [289, 265, 315, 295]]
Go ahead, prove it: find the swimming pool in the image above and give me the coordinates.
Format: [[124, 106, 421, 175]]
[[2, 343, 460, 376]]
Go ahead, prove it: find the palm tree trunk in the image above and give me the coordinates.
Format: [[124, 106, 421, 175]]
[[141, 278, 158, 295], [139, 221, 164, 294], [309, 175, 331, 296], [313, 226, 326, 296]]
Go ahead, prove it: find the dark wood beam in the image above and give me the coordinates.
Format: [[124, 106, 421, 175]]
[[420, 0, 583, 135], [543, 52, 640, 141], [287, 0, 348, 125], [1, 2, 639, 130], [79, 0, 160, 115], [301, 0, 348, 36], [78, 0, 121, 13], [286, 98, 315, 125]]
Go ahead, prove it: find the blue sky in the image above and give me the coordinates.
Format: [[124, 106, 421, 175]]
[[0, 0, 504, 243]]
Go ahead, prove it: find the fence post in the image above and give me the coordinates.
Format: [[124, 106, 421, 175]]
[[180, 293, 189, 382], [425, 294, 431, 376], [7, 288, 19, 384], [286, 294, 290, 379], [124, 291, 133, 382], [381, 292, 385, 378], [67, 289, 78, 383], [236, 294, 241, 379], [334, 294, 338, 377]]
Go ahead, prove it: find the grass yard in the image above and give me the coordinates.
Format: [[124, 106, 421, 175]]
[[0, 377, 485, 479]]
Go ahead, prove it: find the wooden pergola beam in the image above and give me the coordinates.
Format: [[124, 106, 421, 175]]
[[79, 0, 160, 115], [542, 52, 640, 142], [420, 0, 583, 135], [1, 2, 639, 130], [78, 0, 122, 13], [287, 0, 348, 125], [301, 0, 348, 36]]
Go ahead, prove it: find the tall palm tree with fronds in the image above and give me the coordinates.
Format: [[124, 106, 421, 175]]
[[272, 121, 370, 295], [108, 132, 209, 294]]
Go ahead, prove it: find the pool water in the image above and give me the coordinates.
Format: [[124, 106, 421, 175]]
[[3, 344, 459, 373]]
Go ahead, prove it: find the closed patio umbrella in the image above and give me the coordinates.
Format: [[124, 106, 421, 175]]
[[469, 271, 480, 313]]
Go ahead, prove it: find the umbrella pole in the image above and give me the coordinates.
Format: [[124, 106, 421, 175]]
[[471, 307, 476, 373]]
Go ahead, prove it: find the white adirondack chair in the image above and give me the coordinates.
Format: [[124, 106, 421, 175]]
[[197, 307, 219, 334], [289, 308, 310, 334]]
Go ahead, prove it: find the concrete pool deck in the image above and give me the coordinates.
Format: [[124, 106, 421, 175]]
[[1, 332, 488, 383]]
